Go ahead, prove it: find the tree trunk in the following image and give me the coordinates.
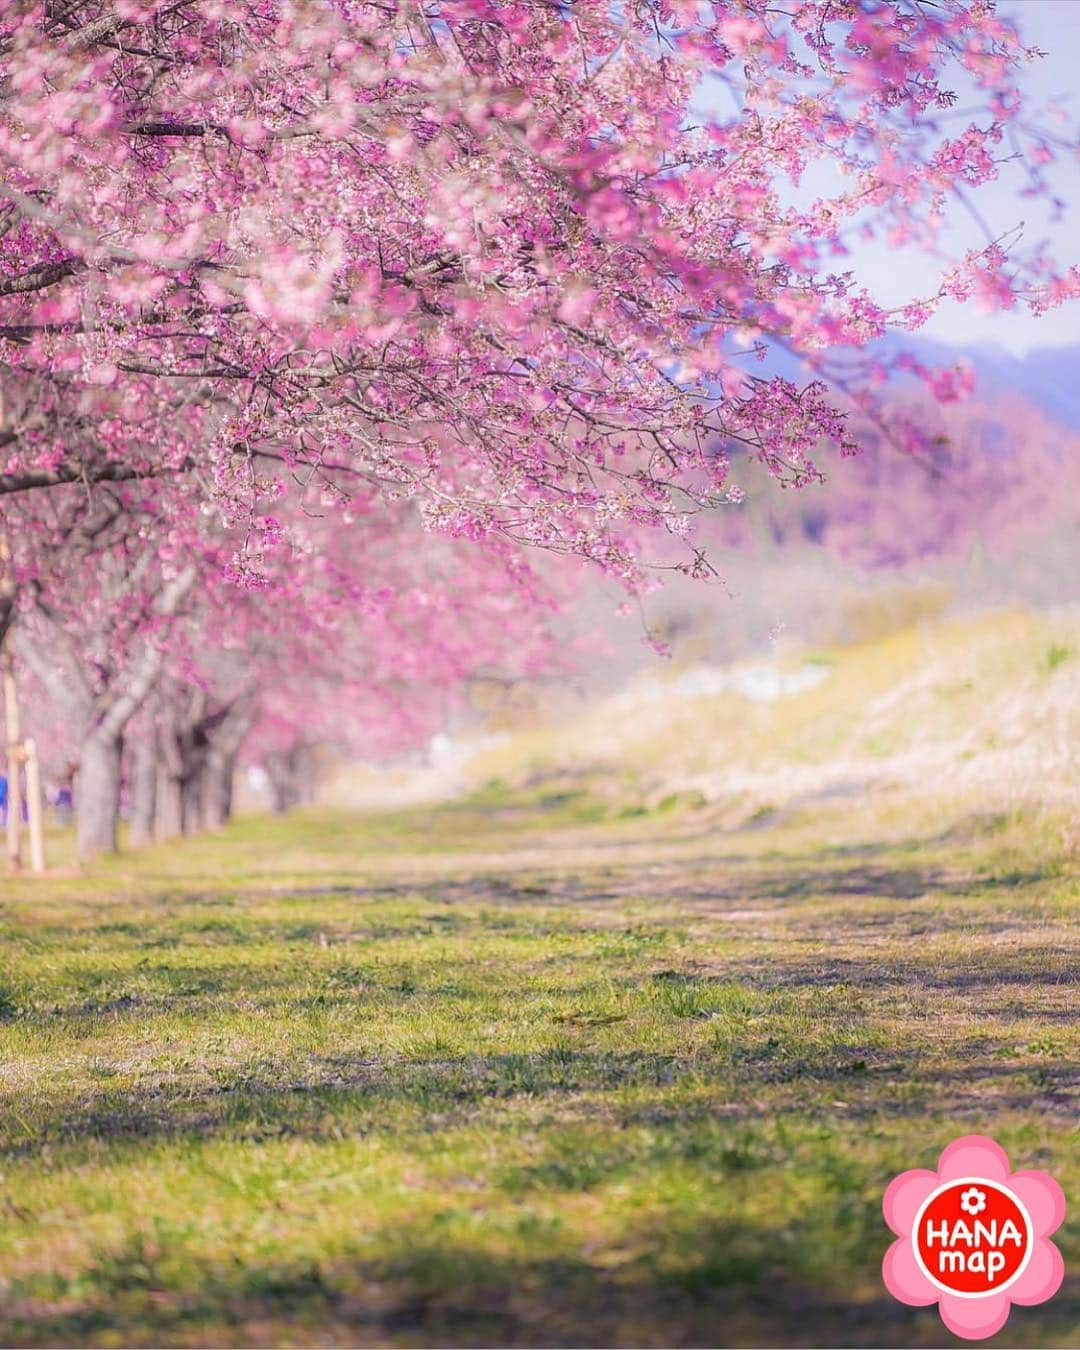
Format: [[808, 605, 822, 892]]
[[3, 646, 23, 872], [155, 758, 183, 840], [77, 729, 123, 860], [154, 698, 184, 841], [270, 775, 297, 814], [181, 765, 204, 836], [200, 705, 251, 830], [129, 731, 158, 847], [19, 566, 196, 863], [266, 748, 303, 813], [296, 746, 319, 805], [201, 746, 236, 830]]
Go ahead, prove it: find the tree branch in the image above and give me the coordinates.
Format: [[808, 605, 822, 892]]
[[0, 461, 148, 497], [0, 259, 79, 298], [98, 564, 197, 740], [64, 12, 129, 51]]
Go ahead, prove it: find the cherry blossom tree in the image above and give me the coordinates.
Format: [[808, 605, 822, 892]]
[[1, 0, 1076, 588], [130, 513, 563, 839], [12, 480, 202, 856], [11, 474, 561, 856], [2, 0, 1078, 863]]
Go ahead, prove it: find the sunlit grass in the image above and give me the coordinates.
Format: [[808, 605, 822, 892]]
[[0, 784, 1076, 1347], [1, 609, 1076, 1345], [465, 607, 1080, 822]]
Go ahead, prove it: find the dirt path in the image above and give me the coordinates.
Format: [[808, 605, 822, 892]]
[[0, 800, 1076, 1346]]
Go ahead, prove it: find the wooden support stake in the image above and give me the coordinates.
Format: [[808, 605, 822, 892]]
[[24, 736, 44, 874], [3, 653, 21, 873]]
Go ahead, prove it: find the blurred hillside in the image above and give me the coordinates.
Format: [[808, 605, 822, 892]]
[[321, 336, 1079, 815], [329, 608, 1079, 829], [764, 333, 1080, 430]]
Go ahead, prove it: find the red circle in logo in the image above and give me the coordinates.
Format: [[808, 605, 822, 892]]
[[913, 1179, 1032, 1296]]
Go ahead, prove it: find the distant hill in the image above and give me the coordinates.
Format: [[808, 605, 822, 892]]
[[881, 333, 1080, 429], [754, 332, 1080, 429]]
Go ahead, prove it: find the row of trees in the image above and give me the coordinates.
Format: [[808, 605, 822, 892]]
[[6, 475, 561, 857], [0, 0, 1074, 859]]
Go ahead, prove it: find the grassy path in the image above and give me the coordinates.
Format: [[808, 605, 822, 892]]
[[0, 798, 1076, 1346]]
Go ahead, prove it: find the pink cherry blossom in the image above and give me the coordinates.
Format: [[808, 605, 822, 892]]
[[1, 0, 1078, 859], [0, 0, 1076, 582]]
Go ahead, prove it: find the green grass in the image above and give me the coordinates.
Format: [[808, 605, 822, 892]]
[[0, 793, 1076, 1347]]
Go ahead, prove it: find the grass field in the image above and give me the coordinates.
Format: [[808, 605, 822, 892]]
[[0, 612, 1077, 1347]]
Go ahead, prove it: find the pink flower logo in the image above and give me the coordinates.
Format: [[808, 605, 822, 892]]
[[883, 1135, 1065, 1340]]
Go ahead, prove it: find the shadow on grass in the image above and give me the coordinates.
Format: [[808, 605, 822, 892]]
[[2, 1228, 1077, 1348], [725, 953, 1079, 994], [3, 1028, 1075, 1162], [0, 1050, 687, 1157], [567, 856, 1052, 909], [120, 856, 1049, 913]]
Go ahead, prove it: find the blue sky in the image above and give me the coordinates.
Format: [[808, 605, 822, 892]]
[[867, 0, 1080, 353]]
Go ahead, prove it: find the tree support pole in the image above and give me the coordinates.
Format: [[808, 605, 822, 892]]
[[4, 651, 22, 873], [24, 736, 44, 874]]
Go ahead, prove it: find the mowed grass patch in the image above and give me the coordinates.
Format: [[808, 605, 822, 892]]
[[0, 799, 1076, 1347]]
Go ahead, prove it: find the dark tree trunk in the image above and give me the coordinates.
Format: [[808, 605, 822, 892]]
[[153, 683, 224, 839], [270, 775, 298, 814], [77, 729, 123, 860], [201, 746, 236, 830], [199, 706, 250, 830], [129, 731, 158, 847], [180, 766, 204, 836]]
